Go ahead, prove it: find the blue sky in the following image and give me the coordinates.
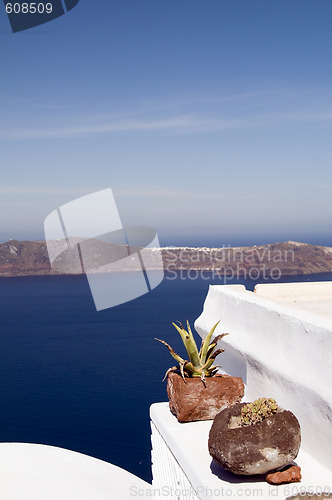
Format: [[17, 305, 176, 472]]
[[1, 1, 332, 246]]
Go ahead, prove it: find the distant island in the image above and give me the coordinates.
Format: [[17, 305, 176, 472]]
[[1, 239, 332, 279]]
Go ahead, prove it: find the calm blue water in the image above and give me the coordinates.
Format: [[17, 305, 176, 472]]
[[0, 271, 332, 482]]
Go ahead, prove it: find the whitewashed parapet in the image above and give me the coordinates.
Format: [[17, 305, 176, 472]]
[[151, 421, 199, 500], [0, 443, 152, 499], [194, 283, 332, 474]]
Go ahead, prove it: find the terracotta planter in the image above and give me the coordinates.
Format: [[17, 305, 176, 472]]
[[208, 402, 301, 475], [167, 372, 244, 422]]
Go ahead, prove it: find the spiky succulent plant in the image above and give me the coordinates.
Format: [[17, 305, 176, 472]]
[[155, 320, 228, 383], [241, 398, 280, 426]]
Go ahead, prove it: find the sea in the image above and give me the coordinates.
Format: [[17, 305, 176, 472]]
[[0, 270, 332, 483]]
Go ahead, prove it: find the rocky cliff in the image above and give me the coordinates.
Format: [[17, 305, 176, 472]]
[[1, 239, 332, 278]]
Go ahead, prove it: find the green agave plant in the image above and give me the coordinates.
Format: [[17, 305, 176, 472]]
[[156, 320, 228, 383]]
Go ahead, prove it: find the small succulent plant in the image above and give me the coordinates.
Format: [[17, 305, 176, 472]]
[[241, 397, 280, 426], [155, 320, 228, 383]]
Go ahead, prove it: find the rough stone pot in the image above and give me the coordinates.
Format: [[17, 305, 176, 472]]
[[208, 402, 301, 475], [167, 372, 244, 422]]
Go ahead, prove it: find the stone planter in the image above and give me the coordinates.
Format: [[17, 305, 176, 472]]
[[167, 372, 244, 422], [208, 402, 301, 475]]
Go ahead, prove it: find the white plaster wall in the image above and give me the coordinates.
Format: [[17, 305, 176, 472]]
[[255, 281, 332, 302], [0, 443, 152, 500], [195, 284, 332, 473]]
